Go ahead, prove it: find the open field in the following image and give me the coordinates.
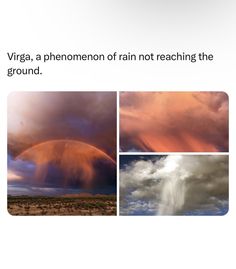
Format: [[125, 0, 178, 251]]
[[8, 195, 116, 216]]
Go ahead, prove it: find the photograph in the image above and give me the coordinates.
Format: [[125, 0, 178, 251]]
[[8, 92, 117, 216], [120, 92, 228, 152], [120, 155, 228, 216]]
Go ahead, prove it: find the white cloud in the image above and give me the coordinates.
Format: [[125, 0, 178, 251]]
[[120, 155, 228, 215]]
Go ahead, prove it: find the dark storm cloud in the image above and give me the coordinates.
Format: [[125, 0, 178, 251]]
[[8, 157, 116, 195], [8, 92, 117, 195], [8, 92, 116, 158]]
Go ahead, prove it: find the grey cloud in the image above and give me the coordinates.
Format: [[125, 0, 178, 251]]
[[8, 92, 116, 158], [120, 155, 228, 215]]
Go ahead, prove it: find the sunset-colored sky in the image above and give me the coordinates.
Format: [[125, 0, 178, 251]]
[[120, 92, 228, 152], [8, 92, 117, 196]]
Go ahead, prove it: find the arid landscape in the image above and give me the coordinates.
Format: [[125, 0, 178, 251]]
[[8, 92, 117, 216], [8, 195, 116, 216]]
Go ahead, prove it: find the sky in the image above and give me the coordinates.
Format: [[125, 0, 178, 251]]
[[120, 155, 228, 216], [8, 92, 117, 196], [120, 92, 228, 152]]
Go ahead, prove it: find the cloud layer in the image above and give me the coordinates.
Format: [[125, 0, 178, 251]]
[[120, 92, 228, 152], [8, 92, 116, 158], [120, 155, 228, 215], [8, 92, 117, 195]]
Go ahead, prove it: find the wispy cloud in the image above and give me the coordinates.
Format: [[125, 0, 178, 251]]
[[120, 92, 228, 152]]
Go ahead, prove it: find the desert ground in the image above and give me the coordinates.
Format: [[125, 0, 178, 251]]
[[8, 195, 116, 216]]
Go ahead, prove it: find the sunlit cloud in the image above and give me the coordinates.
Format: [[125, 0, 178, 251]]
[[8, 92, 117, 196], [120, 155, 228, 215], [7, 170, 23, 181], [120, 92, 228, 152]]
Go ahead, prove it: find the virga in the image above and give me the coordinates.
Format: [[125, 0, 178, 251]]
[[7, 52, 32, 63]]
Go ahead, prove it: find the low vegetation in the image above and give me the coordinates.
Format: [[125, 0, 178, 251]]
[[8, 195, 116, 216]]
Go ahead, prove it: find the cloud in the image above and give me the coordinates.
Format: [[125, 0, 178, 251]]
[[8, 92, 116, 158], [14, 140, 116, 188], [120, 155, 228, 215], [120, 92, 228, 152], [8, 154, 35, 184], [7, 92, 117, 195], [7, 171, 23, 181]]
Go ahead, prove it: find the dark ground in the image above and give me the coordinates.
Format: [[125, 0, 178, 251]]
[[8, 195, 116, 216]]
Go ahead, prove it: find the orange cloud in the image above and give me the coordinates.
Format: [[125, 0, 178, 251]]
[[120, 92, 228, 152], [16, 139, 116, 188]]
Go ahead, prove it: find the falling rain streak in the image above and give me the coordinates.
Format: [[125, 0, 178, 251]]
[[16, 139, 116, 187]]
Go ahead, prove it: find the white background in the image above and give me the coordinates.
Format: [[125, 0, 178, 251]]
[[0, 1, 235, 268]]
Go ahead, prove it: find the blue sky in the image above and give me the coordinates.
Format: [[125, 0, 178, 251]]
[[120, 155, 228, 216]]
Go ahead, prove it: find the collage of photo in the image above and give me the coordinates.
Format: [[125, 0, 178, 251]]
[[7, 91, 229, 216]]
